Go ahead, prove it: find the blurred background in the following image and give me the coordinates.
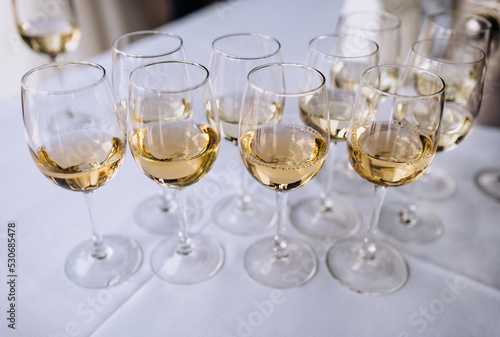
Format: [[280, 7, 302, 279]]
[[0, 0, 214, 100], [1, 0, 499, 126]]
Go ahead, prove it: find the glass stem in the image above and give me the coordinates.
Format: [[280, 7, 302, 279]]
[[175, 188, 192, 255], [83, 191, 107, 259], [273, 191, 289, 260], [360, 185, 387, 260], [319, 141, 338, 211], [49, 54, 59, 63], [399, 183, 418, 227], [236, 161, 252, 210], [159, 188, 174, 212]]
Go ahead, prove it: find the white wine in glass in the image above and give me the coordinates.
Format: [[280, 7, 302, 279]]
[[412, 40, 485, 154], [21, 61, 142, 288], [209, 33, 282, 235], [112, 30, 192, 235], [129, 61, 224, 284], [13, 0, 81, 62], [240, 63, 329, 289], [410, 11, 492, 201], [326, 65, 445, 295], [290, 34, 379, 241], [332, 10, 402, 196], [379, 39, 486, 243]]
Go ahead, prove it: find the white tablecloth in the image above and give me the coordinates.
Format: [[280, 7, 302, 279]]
[[1, 0, 500, 336]]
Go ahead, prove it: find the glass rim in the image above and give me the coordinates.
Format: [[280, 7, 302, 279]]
[[427, 11, 493, 34], [129, 60, 210, 94], [308, 33, 380, 59], [112, 30, 184, 58], [361, 64, 446, 98], [21, 61, 106, 95], [411, 39, 486, 65], [211, 32, 282, 60], [338, 10, 402, 31], [247, 62, 326, 97]]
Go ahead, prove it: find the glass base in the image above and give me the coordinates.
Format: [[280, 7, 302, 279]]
[[379, 201, 443, 243], [150, 235, 224, 284], [290, 197, 362, 241], [244, 237, 318, 289], [327, 164, 373, 197], [409, 168, 457, 201], [475, 168, 500, 202], [65, 236, 143, 288], [326, 239, 408, 295], [134, 194, 201, 235], [213, 192, 276, 235]]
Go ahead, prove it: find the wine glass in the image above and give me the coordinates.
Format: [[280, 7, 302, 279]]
[[332, 11, 402, 196], [379, 39, 486, 242], [412, 11, 493, 200], [290, 34, 379, 241], [129, 61, 224, 284], [239, 63, 329, 288], [21, 61, 142, 288], [12, 0, 81, 62], [336, 11, 402, 90], [326, 65, 445, 295], [209, 33, 282, 235], [112, 30, 193, 235]]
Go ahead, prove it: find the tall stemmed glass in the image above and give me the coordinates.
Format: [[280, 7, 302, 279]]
[[240, 63, 329, 288], [413, 11, 492, 200], [326, 65, 445, 295], [12, 0, 81, 62], [21, 61, 142, 288], [379, 39, 486, 242], [209, 33, 282, 235], [129, 61, 224, 284], [112, 31, 192, 235], [332, 11, 402, 196], [290, 34, 379, 241]]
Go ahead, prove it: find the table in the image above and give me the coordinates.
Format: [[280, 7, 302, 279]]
[[1, 0, 500, 336]]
